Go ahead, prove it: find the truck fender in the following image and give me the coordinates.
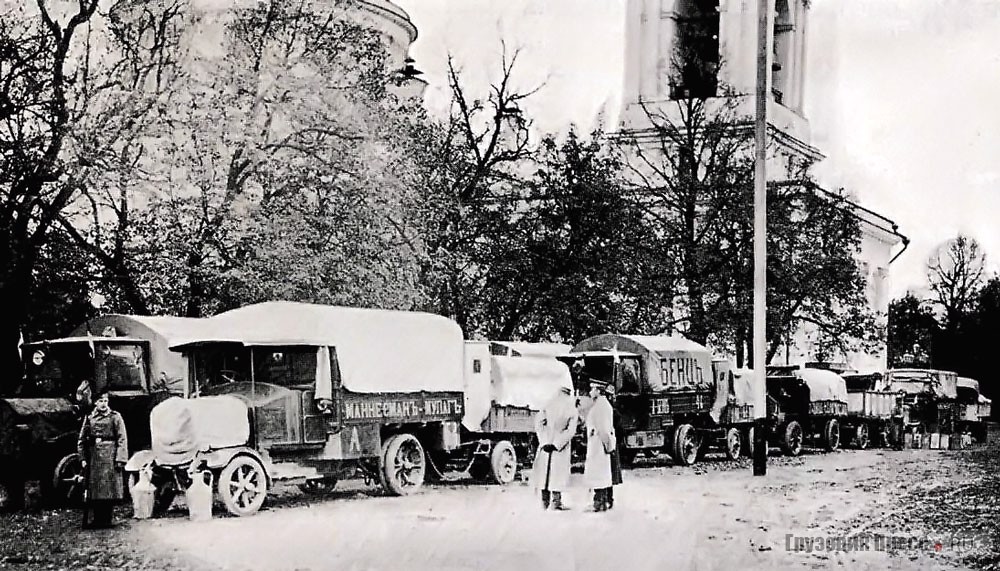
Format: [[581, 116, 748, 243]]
[[197, 447, 271, 485], [125, 450, 156, 472]]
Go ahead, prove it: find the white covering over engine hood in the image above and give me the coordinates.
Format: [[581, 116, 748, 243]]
[[150, 396, 249, 466]]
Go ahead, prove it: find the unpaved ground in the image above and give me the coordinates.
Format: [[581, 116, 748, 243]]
[[2, 446, 998, 571]]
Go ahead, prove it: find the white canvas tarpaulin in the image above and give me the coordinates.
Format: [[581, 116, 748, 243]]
[[491, 356, 572, 409], [170, 302, 465, 395], [460, 356, 572, 431], [731, 368, 756, 405], [797, 368, 849, 403], [150, 396, 249, 465], [490, 341, 571, 358]]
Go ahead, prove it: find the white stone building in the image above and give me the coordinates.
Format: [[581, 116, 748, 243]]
[[619, 0, 907, 372]]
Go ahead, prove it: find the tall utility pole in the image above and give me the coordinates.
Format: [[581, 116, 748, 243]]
[[752, 0, 772, 477]]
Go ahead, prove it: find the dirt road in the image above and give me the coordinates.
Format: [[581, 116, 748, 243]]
[[3, 446, 998, 571]]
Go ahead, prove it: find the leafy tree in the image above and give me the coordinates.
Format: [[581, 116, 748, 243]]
[[477, 129, 667, 343], [0, 0, 178, 367], [621, 89, 878, 366], [887, 292, 938, 368], [398, 46, 538, 336]]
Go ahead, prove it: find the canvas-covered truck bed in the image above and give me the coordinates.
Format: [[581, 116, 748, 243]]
[[462, 352, 572, 434]]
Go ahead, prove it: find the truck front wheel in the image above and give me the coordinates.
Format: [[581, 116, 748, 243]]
[[780, 421, 804, 456], [218, 456, 268, 516], [381, 434, 426, 496], [821, 419, 841, 452], [724, 428, 742, 461], [854, 424, 870, 450]]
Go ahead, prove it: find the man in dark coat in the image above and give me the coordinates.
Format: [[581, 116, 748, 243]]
[[77, 391, 128, 528], [607, 385, 624, 508]]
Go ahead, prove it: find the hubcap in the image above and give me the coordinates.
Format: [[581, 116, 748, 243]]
[[499, 450, 516, 479], [393, 442, 424, 488]]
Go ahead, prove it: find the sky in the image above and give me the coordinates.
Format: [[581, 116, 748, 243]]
[[393, 0, 1000, 300]]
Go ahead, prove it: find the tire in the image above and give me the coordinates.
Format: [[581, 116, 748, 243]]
[[780, 421, 804, 456], [488, 441, 518, 485], [218, 455, 268, 517], [854, 424, 870, 450], [672, 424, 700, 466], [821, 419, 841, 452], [298, 477, 338, 495], [724, 428, 742, 461], [128, 472, 177, 515], [380, 433, 426, 496], [741, 427, 755, 459], [52, 453, 85, 506]]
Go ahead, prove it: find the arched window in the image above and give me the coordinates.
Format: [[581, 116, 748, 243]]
[[670, 0, 720, 100], [772, 0, 794, 105]]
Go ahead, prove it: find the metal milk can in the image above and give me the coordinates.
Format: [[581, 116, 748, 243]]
[[186, 469, 214, 522], [131, 466, 156, 520]]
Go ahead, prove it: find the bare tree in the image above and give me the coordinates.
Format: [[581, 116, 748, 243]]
[[927, 233, 987, 332]]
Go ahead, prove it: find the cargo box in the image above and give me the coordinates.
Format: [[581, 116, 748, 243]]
[[847, 391, 897, 418]]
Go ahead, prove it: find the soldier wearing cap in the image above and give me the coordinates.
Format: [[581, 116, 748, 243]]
[[532, 384, 578, 510], [77, 391, 128, 528], [585, 381, 617, 512]]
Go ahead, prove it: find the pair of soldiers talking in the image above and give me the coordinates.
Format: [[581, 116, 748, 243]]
[[532, 359, 623, 512]]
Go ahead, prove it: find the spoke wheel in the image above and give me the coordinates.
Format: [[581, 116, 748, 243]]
[[52, 453, 85, 506], [724, 428, 742, 461], [780, 421, 803, 456], [381, 434, 426, 496], [822, 419, 841, 452], [672, 424, 700, 466], [855, 424, 870, 450], [489, 440, 518, 485], [218, 456, 268, 517]]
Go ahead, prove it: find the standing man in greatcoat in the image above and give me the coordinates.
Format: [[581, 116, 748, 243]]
[[606, 385, 624, 509], [77, 391, 129, 528], [532, 385, 578, 510], [585, 381, 617, 512]]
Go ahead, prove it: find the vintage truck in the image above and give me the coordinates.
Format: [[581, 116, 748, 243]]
[[764, 366, 848, 456], [882, 368, 960, 437], [563, 334, 754, 467], [957, 376, 991, 441], [0, 316, 203, 510], [125, 302, 571, 517], [839, 371, 902, 449]]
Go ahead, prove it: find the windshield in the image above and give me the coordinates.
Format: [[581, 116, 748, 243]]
[[572, 356, 642, 394], [191, 344, 335, 395], [20, 341, 148, 398]]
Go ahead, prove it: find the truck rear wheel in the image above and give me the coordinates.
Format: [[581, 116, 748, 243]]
[[489, 440, 517, 485], [780, 421, 803, 456], [724, 428, 742, 461], [821, 419, 841, 452], [854, 424, 870, 450], [672, 424, 700, 466], [381, 433, 426, 495]]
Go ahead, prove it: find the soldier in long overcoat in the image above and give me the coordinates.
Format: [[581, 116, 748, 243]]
[[77, 391, 128, 528], [531, 385, 578, 510], [584, 382, 617, 512]]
